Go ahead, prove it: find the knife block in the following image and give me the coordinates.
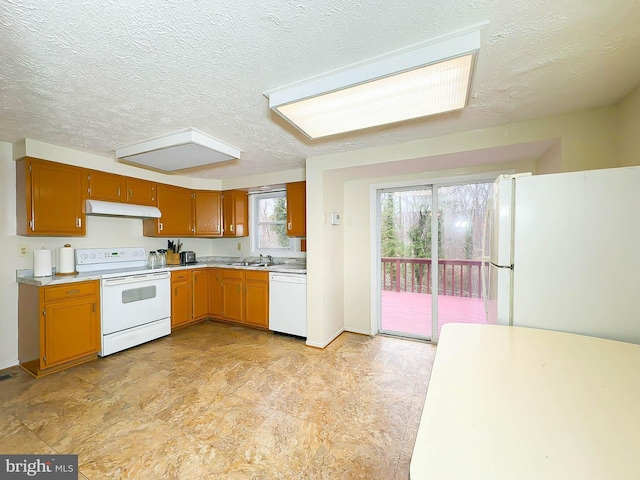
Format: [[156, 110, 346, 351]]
[[166, 252, 181, 265]]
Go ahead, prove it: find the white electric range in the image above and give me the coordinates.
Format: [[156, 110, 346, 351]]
[[75, 247, 171, 356]]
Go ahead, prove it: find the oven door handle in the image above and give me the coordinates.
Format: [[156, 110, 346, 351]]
[[103, 272, 170, 286]]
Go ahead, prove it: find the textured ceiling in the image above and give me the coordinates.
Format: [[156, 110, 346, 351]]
[[1, 0, 639, 179]]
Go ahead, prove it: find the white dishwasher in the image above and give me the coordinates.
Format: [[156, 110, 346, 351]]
[[269, 273, 307, 337]]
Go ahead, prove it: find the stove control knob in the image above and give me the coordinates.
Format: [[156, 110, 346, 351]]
[[81, 253, 88, 260]]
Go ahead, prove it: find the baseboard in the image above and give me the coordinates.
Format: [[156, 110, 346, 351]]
[[344, 327, 372, 336], [306, 327, 345, 349], [0, 359, 19, 371]]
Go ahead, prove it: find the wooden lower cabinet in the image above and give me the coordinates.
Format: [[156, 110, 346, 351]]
[[192, 269, 209, 321], [171, 271, 193, 328], [168, 267, 270, 331], [18, 280, 100, 377], [217, 269, 269, 328], [244, 271, 269, 328], [208, 269, 223, 317], [221, 270, 244, 322]]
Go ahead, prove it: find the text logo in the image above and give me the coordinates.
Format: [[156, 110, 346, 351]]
[[0, 455, 78, 479]]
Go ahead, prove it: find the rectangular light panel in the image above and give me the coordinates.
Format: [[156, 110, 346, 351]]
[[276, 55, 474, 138], [115, 128, 242, 172], [266, 30, 480, 139]]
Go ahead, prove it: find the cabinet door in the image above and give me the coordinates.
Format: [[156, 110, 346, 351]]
[[223, 190, 249, 237], [286, 181, 306, 237], [20, 158, 85, 236], [222, 278, 244, 322], [194, 191, 222, 237], [126, 178, 157, 206], [86, 170, 124, 202], [208, 269, 223, 317], [192, 270, 209, 321], [42, 296, 99, 368], [145, 184, 194, 237], [171, 280, 192, 328], [244, 274, 269, 328]]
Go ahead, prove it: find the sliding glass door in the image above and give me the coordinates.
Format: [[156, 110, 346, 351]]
[[377, 181, 491, 342]]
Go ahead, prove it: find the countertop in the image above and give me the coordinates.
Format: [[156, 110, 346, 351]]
[[16, 256, 306, 286], [410, 323, 640, 480]]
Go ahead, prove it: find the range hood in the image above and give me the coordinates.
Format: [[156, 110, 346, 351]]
[[85, 200, 161, 218]]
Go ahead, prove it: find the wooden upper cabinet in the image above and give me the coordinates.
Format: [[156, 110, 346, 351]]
[[84, 170, 124, 202], [144, 184, 193, 237], [286, 181, 306, 237], [16, 157, 85, 236], [126, 178, 157, 206], [222, 190, 248, 237], [194, 191, 222, 237]]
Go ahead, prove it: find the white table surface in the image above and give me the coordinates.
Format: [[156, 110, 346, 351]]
[[410, 324, 640, 480]]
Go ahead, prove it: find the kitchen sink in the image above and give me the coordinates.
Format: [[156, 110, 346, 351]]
[[229, 261, 274, 267]]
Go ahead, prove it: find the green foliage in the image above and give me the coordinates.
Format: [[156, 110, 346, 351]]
[[408, 206, 431, 258], [381, 194, 401, 257], [272, 197, 289, 247]]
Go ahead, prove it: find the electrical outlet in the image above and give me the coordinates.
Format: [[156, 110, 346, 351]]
[[237, 242, 242, 251], [18, 245, 29, 257]]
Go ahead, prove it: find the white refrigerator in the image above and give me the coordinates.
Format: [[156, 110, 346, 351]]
[[482, 166, 640, 344]]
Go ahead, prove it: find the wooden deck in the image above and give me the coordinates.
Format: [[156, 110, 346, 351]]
[[381, 290, 487, 339]]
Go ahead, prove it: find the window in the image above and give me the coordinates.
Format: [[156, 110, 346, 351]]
[[250, 191, 297, 256]]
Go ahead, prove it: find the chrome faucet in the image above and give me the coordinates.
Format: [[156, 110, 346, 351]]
[[259, 254, 264, 263], [268, 255, 273, 264]]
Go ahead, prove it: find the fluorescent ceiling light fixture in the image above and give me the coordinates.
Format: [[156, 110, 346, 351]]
[[115, 128, 242, 172], [265, 30, 480, 139]]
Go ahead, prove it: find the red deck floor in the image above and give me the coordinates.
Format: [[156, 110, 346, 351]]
[[381, 290, 487, 339]]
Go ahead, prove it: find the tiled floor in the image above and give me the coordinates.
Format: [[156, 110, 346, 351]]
[[0, 321, 436, 479]]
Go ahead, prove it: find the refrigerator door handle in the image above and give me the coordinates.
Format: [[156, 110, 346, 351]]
[[481, 199, 491, 318]]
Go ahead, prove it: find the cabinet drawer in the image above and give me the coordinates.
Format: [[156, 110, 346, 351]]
[[222, 269, 245, 281], [171, 271, 190, 283], [245, 270, 268, 283], [43, 281, 98, 303]]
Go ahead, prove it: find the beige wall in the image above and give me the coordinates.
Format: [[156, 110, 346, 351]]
[[306, 101, 632, 347], [618, 84, 640, 167]]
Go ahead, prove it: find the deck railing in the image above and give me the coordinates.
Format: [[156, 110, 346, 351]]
[[381, 257, 487, 298]]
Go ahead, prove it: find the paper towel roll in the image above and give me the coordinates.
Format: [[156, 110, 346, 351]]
[[58, 244, 75, 274], [34, 248, 52, 277]]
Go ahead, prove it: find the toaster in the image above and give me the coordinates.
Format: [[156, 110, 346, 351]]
[[180, 251, 197, 265]]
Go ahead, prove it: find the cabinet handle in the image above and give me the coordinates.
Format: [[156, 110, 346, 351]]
[[288, 222, 292, 230], [76, 218, 82, 228], [66, 289, 80, 295], [117, 187, 121, 196], [128, 189, 133, 198], [92, 303, 96, 313], [159, 222, 164, 232], [230, 224, 234, 232]]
